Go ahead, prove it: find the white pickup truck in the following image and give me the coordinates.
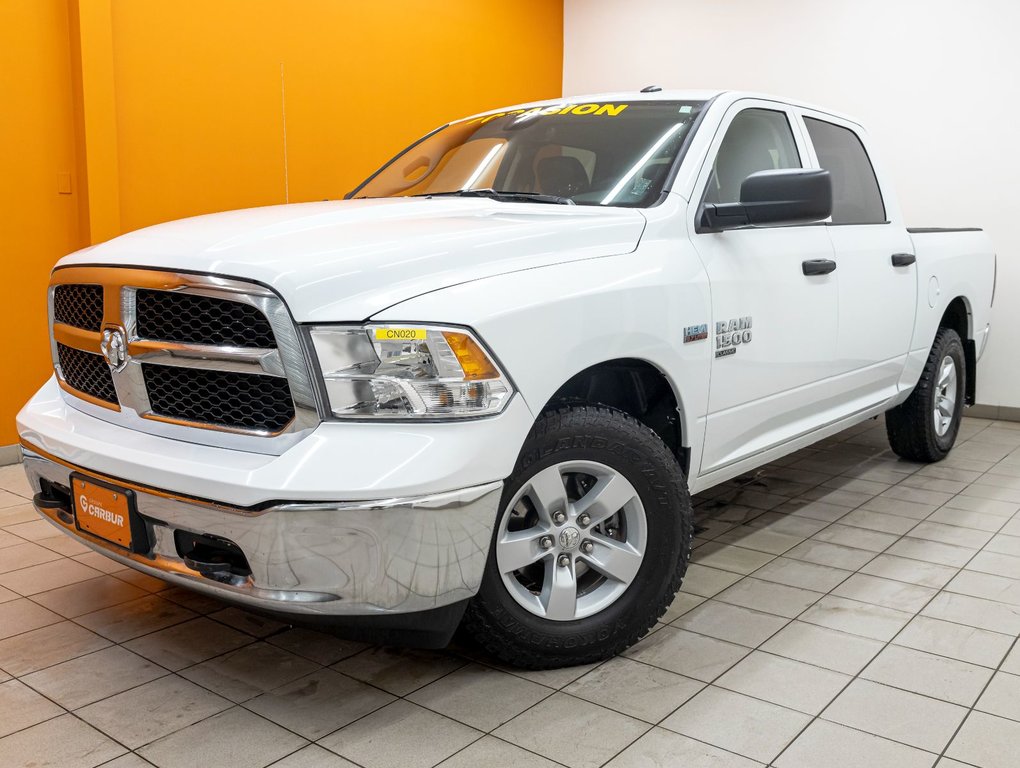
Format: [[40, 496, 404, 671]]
[[18, 90, 995, 668]]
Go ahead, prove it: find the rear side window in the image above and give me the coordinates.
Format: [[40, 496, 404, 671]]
[[804, 118, 886, 224], [704, 109, 801, 205]]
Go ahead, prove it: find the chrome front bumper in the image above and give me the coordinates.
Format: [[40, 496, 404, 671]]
[[22, 446, 502, 616]]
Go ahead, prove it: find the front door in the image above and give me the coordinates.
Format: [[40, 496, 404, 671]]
[[691, 102, 841, 475]]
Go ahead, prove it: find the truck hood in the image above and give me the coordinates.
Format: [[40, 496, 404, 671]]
[[61, 198, 647, 321]]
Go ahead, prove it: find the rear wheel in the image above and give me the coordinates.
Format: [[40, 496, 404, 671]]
[[886, 327, 965, 462], [463, 406, 692, 669]]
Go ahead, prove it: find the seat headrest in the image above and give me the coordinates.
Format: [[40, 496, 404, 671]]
[[536, 156, 590, 197]]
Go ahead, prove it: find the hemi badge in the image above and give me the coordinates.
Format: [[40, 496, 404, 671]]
[[683, 324, 708, 343]]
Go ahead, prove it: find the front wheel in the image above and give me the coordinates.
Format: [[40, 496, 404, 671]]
[[463, 406, 692, 669], [886, 327, 965, 462]]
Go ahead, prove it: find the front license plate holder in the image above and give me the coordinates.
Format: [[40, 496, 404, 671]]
[[71, 473, 148, 553]]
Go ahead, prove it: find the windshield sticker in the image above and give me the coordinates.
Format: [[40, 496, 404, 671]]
[[375, 328, 427, 341], [466, 103, 629, 126]]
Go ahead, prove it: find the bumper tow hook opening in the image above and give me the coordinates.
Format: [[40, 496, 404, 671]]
[[174, 530, 253, 585], [34, 480, 74, 525]]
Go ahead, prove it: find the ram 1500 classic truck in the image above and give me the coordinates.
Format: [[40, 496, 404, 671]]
[[18, 91, 995, 668]]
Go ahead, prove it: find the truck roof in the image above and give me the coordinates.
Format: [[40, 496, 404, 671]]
[[461, 90, 862, 128]]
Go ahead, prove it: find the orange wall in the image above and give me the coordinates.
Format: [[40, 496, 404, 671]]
[[0, 0, 563, 447], [0, 0, 84, 447], [109, 1, 563, 233]]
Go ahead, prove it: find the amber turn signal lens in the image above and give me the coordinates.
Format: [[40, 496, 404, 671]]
[[442, 331, 499, 380]]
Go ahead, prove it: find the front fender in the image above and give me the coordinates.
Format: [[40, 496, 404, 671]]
[[371, 247, 712, 457]]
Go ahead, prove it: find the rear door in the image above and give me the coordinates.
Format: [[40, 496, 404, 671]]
[[692, 101, 841, 475], [796, 111, 916, 405]]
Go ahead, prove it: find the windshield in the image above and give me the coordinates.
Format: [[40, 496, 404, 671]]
[[351, 100, 705, 207]]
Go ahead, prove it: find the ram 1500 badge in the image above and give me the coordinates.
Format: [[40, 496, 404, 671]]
[[18, 91, 995, 668]]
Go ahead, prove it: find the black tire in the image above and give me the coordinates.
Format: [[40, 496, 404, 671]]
[[463, 405, 692, 669], [886, 327, 965, 463]]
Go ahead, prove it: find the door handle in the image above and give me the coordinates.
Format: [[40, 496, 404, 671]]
[[891, 253, 916, 267], [802, 259, 837, 276]]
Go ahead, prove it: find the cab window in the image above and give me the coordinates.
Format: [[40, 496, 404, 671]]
[[804, 117, 886, 224], [704, 109, 801, 205]]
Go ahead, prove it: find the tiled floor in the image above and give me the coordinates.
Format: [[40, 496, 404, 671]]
[[1, 415, 1020, 768]]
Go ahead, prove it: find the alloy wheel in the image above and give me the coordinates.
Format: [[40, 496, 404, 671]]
[[495, 460, 647, 621], [933, 354, 958, 437]]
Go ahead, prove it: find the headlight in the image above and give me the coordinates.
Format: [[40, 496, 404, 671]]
[[308, 324, 514, 419]]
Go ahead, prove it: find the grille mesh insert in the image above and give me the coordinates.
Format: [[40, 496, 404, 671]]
[[57, 344, 117, 404], [136, 290, 276, 348], [54, 285, 103, 331], [142, 364, 294, 432]]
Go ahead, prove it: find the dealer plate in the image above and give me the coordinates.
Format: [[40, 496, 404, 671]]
[[71, 474, 134, 549]]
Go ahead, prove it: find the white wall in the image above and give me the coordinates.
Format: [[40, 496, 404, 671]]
[[564, 0, 1019, 407]]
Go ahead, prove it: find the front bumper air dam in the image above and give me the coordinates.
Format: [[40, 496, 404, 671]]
[[22, 444, 503, 645]]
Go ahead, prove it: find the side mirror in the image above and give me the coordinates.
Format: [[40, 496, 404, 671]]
[[700, 169, 832, 231]]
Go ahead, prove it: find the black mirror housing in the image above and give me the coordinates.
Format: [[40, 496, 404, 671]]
[[699, 169, 832, 231]]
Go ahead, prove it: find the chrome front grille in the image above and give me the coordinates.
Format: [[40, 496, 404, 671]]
[[142, 363, 295, 432], [53, 284, 104, 331], [56, 343, 117, 404], [49, 268, 319, 454], [135, 289, 277, 348]]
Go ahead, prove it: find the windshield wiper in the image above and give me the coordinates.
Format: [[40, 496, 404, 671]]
[[411, 188, 575, 205]]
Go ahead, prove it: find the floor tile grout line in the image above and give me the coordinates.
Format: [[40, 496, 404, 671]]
[[766, 475, 1020, 767], [751, 435, 994, 761], [483, 732, 574, 768], [1, 573, 153, 617], [306, 652, 493, 749], [0, 676, 146, 759], [844, 506, 1012, 535], [268, 744, 377, 768], [931, 633, 1020, 767], [46, 709, 140, 765], [304, 699, 468, 767], [137, 703, 313, 763], [659, 587, 1020, 720], [297, 653, 568, 767], [570, 650, 813, 768], [10, 584, 281, 661], [5, 647, 181, 743], [420, 721, 574, 768], [594, 720, 783, 768], [1, 617, 337, 750], [700, 484, 1020, 617], [603, 538, 869, 764], [779, 715, 948, 763], [665, 598, 1011, 672], [929, 567, 1020, 765], [0, 600, 258, 677], [562, 664, 710, 727], [0, 703, 67, 744], [673, 449, 1005, 688], [678, 503, 1020, 689], [94, 753, 147, 768], [754, 554, 956, 594], [122, 638, 401, 760], [713, 642, 990, 714]]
